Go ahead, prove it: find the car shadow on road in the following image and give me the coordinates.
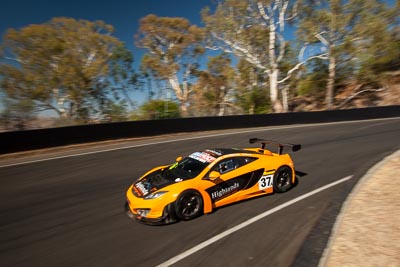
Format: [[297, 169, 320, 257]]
[[295, 170, 308, 178]]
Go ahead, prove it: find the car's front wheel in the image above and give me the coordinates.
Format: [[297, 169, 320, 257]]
[[175, 190, 203, 221], [273, 166, 293, 193]]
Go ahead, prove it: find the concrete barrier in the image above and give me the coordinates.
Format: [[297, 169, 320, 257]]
[[1, 105, 399, 154]]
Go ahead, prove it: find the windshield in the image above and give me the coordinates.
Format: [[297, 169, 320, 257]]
[[168, 153, 212, 179]]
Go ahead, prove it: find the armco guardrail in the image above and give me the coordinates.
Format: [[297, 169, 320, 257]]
[[1, 105, 399, 154]]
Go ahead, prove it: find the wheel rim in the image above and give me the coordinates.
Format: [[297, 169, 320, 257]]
[[277, 169, 291, 189], [179, 194, 200, 217]]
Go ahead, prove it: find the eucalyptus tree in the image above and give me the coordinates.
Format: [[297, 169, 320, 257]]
[[202, 0, 328, 113], [108, 45, 141, 111], [350, 0, 400, 81], [191, 53, 236, 116], [235, 59, 271, 114], [297, 0, 399, 109], [0, 18, 127, 120], [136, 15, 205, 116]]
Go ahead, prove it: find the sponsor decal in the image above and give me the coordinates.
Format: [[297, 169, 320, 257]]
[[211, 182, 240, 200], [132, 186, 142, 196], [135, 181, 149, 196], [189, 152, 216, 163], [205, 149, 222, 156]]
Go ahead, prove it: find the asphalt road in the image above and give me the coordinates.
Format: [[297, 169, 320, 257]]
[[1, 118, 399, 267]]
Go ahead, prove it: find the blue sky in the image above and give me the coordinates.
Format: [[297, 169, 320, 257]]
[[0, 0, 216, 108], [1, 0, 214, 47]]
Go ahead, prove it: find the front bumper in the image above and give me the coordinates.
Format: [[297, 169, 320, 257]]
[[124, 201, 176, 225], [125, 184, 179, 225]]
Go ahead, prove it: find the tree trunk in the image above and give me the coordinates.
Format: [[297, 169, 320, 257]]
[[57, 96, 68, 117], [218, 105, 225, 116], [268, 18, 283, 113], [180, 102, 188, 116], [168, 75, 188, 116], [326, 54, 336, 110], [53, 88, 65, 117], [269, 69, 283, 113], [282, 86, 289, 112]]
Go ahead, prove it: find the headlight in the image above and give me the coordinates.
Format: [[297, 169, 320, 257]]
[[144, 191, 168, 200], [136, 209, 150, 217]]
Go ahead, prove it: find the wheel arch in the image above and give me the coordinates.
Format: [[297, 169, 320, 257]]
[[199, 189, 213, 214], [174, 188, 214, 214], [177, 188, 212, 214]]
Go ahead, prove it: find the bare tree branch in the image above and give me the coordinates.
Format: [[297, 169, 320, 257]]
[[279, 0, 289, 32], [337, 85, 387, 109], [276, 32, 286, 63], [257, 1, 270, 20], [314, 31, 329, 47], [278, 53, 328, 84], [285, 1, 298, 21], [2, 56, 22, 63], [208, 32, 266, 70]]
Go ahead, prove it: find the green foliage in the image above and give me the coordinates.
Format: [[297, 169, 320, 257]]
[[0, 97, 35, 130], [0, 17, 127, 120], [191, 53, 236, 116], [236, 86, 271, 114], [138, 100, 181, 120], [296, 0, 399, 109], [297, 59, 328, 96], [108, 45, 140, 110], [352, 6, 400, 82], [103, 102, 128, 122], [235, 59, 271, 114]]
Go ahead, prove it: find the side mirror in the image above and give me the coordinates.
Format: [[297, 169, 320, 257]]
[[208, 171, 220, 180], [176, 156, 183, 162]]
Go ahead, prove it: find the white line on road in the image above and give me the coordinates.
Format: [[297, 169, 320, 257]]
[[156, 175, 353, 267]]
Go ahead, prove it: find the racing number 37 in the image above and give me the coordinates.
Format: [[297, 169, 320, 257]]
[[258, 174, 273, 190]]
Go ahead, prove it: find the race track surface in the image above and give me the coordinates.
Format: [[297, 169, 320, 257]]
[[1, 118, 399, 267]]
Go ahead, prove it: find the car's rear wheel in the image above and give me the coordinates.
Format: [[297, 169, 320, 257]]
[[273, 166, 293, 193], [175, 190, 203, 221]]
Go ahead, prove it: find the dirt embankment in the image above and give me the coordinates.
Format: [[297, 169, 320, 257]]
[[321, 150, 400, 267]]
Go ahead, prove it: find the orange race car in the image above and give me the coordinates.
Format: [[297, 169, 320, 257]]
[[125, 138, 301, 225]]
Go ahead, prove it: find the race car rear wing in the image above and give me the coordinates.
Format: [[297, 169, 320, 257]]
[[249, 138, 301, 155]]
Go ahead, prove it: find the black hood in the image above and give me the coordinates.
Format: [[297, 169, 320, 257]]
[[133, 169, 177, 197]]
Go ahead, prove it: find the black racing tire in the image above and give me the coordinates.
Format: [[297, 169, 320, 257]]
[[273, 166, 293, 193], [163, 203, 178, 224], [175, 190, 203, 221]]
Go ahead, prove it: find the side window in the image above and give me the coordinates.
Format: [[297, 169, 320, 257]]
[[212, 158, 236, 174], [211, 157, 257, 174], [235, 157, 257, 167]]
